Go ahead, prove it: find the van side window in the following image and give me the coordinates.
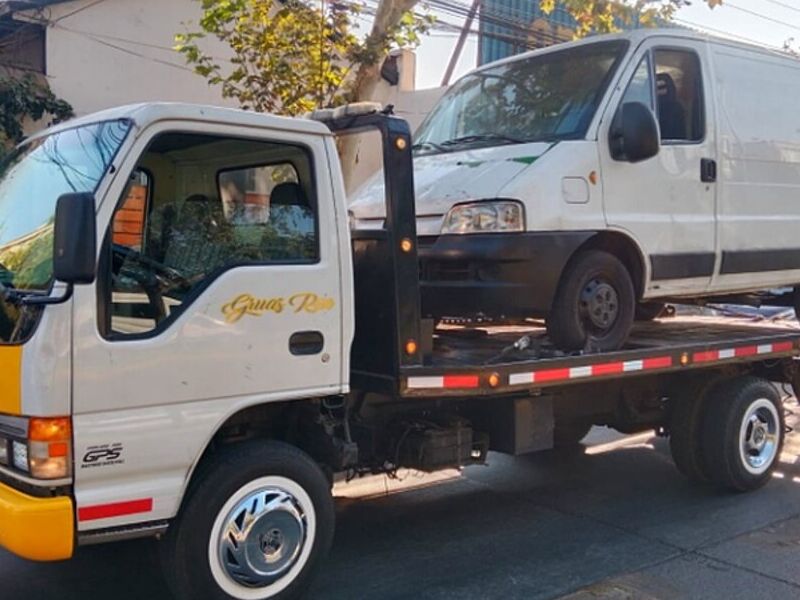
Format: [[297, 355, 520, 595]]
[[654, 49, 704, 142], [102, 132, 318, 338], [621, 55, 654, 110]]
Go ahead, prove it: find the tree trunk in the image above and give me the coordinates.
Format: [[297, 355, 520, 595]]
[[340, 0, 419, 191]]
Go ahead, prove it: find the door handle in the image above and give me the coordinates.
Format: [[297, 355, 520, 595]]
[[701, 158, 717, 183], [289, 331, 324, 356]]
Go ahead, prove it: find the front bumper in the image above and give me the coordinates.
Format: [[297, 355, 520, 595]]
[[0, 481, 73, 561], [418, 231, 594, 318]]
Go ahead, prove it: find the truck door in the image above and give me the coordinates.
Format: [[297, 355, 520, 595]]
[[599, 39, 717, 297], [70, 122, 344, 527]]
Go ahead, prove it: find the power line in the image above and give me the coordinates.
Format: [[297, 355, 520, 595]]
[[760, 0, 800, 16], [726, 0, 800, 32]]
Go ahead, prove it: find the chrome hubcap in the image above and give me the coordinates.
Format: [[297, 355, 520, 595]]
[[739, 399, 780, 475], [218, 487, 307, 588], [581, 279, 619, 331]]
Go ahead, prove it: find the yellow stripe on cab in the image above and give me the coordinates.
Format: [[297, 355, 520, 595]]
[[0, 345, 22, 415]]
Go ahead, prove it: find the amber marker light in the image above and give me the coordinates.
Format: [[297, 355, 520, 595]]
[[488, 373, 501, 388], [588, 171, 598, 185], [405, 339, 418, 355], [400, 238, 413, 253], [680, 352, 690, 366], [29, 417, 71, 442], [396, 137, 408, 150], [28, 417, 72, 480]]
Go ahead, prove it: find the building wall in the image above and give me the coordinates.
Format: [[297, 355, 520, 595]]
[[29, 0, 240, 115], [13, 0, 443, 189]]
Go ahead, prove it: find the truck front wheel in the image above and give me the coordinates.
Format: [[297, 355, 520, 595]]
[[161, 440, 334, 600]]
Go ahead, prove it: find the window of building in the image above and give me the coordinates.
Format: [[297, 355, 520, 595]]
[[103, 132, 318, 337], [653, 49, 705, 142]]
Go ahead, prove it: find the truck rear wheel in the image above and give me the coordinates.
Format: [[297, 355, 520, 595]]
[[160, 440, 334, 600], [547, 250, 635, 351], [702, 377, 784, 492], [669, 382, 714, 483]]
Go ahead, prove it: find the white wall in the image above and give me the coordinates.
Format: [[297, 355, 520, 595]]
[[17, 0, 444, 189], [32, 0, 239, 115]]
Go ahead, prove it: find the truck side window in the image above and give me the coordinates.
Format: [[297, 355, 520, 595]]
[[112, 169, 150, 251], [621, 55, 654, 110], [103, 132, 318, 337], [654, 49, 704, 142]]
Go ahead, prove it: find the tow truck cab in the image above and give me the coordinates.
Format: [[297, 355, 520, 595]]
[[0, 103, 355, 560], [0, 103, 798, 600]]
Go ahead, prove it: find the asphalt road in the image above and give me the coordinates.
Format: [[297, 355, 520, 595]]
[[5, 406, 800, 600]]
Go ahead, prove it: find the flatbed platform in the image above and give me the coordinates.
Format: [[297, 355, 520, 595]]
[[394, 316, 800, 397]]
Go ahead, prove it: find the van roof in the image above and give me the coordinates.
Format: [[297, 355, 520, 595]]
[[26, 102, 332, 143], [470, 27, 794, 76]]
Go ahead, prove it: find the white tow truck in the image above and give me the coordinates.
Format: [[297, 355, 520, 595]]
[[0, 102, 798, 600]]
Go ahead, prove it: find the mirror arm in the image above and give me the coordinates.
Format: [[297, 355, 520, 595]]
[[21, 283, 74, 306]]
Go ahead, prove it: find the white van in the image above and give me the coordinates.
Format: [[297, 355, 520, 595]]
[[350, 28, 800, 351]]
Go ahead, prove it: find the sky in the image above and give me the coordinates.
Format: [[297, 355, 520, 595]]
[[413, 0, 800, 89]]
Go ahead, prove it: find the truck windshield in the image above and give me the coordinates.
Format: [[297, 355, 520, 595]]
[[414, 41, 628, 154], [0, 119, 130, 342]]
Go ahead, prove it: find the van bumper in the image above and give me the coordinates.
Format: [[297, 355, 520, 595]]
[[0, 481, 74, 561], [418, 231, 594, 318]]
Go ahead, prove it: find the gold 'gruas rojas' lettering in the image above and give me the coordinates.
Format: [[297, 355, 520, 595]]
[[289, 292, 336, 314], [221, 292, 335, 323], [222, 293, 284, 323]]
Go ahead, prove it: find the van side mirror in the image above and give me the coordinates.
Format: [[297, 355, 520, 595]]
[[609, 102, 659, 163], [53, 192, 97, 284]]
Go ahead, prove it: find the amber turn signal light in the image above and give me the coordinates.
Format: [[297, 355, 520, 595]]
[[29, 417, 71, 442]]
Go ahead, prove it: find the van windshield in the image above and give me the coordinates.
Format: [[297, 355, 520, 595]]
[[0, 119, 130, 343], [414, 41, 628, 154]]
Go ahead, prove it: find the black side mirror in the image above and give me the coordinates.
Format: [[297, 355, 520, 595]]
[[609, 101, 659, 163], [23, 192, 96, 306], [53, 192, 97, 284]]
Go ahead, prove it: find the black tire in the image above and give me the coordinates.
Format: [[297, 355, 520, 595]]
[[635, 302, 667, 322], [160, 440, 335, 600], [669, 381, 716, 484], [702, 376, 785, 492], [553, 420, 592, 448], [547, 250, 636, 351]]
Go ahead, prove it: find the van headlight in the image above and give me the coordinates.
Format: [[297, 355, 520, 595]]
[[441, 200, 524, 234]]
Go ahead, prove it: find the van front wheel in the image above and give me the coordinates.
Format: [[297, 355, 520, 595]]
[[547, 250, 635, 352]]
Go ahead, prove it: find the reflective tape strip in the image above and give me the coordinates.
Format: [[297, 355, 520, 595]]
[[509, 355, 673, 387], [407, 374, 479, 390], [407, 376, 444, 389], [693, 341, 795, 363], [408, 340, 796, 391], [78, 498, 153, 522]]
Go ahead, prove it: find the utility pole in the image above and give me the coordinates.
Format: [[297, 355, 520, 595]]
[[441, 0, 481, 87]]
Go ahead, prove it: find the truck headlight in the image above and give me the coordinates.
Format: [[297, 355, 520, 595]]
[[441, 200, 524, 234]]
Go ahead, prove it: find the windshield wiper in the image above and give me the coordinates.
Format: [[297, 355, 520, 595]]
[[412, 141, 449, 153], [440, 133, 527, 147]]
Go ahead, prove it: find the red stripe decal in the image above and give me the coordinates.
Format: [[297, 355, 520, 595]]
[[534, 368, 571, 383], [643, 356, 673, 369], [443, 375, 479, 389], [773, 341, 795, 353], [592, 362, 625, 376], [693, 350, 718, 363], [78, 498, 153, 522], [735, 345, 758, 357]]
